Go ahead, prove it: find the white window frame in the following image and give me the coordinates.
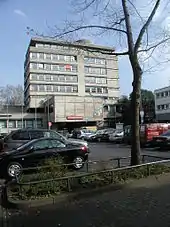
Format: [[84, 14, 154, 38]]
[[38, 74, 45, 81], [30, 63, 37, 69], [44, 53, 51, 60], [44, 64, 51, 70], [37, 53, 44, 59], [46, 84, 53, 92], [38, 84, 45, 92], [38, 63, 44, 69]]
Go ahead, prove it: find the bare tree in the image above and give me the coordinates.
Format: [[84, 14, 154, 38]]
[[28, 0, 170, 165], [0, 84, 24, 105]]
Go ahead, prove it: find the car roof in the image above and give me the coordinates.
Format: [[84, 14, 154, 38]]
[[14, 128, 52, 132], [9, 129, 59, 134]]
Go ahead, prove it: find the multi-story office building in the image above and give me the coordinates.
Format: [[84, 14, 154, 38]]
[[154, 86, 170, 121], [24, 38, 120, 128]]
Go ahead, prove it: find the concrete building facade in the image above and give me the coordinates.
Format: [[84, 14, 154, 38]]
[[24, 38, 120, 128], [154, 86, 170, 121], [0, 105, 43, 134]]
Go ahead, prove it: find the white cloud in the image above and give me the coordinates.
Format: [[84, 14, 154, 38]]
[[14, 9, 26, 17]]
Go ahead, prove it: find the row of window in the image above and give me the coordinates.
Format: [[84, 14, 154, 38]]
[[30, 74, 78, 82], [29, 84, 108, 94], [156, 91, 170, 99], [84, 57, 106, 65], [30, 84, 78, 93], [30, 63, 77, 72], [29, 63, 107, 75], [30, 52, 77, 62], [29, 73, 107, 84], [157, 104, 170, 110], [85, 86, 108, 94], [85, 76, 107, 84], [36, 43, 76, 50], [0, 119, 42, 129], [84, 66, 107, 75], [30, 52, 106, 65], [35, 43, 109, 56]]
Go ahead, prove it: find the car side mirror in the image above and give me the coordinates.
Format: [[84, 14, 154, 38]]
[[29, 146, 34, 152]]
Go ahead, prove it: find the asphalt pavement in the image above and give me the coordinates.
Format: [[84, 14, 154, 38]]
[[87, 142, 170, 170]]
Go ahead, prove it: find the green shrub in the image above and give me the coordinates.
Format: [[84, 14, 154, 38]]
[[9, 162, 170, 200], [10, 157, 68, 199]]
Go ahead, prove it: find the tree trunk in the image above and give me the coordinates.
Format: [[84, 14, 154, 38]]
[[130, 60, 142, 165]]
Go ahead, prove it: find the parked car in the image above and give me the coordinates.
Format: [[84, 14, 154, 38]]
[[109, 131, 124, 143], [0, 129, 88, 152], [0, 137, 89, 179], [78, 130, 95, 140], [151, 130, 170, 148], [123, 123, 170, 147], [85, 129, 106, 142], [96, 128, 116, 142]]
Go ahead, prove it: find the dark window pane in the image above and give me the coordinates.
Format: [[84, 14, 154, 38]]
[[12, 131, 30, 140], [49, 131, 61, 139], [33, 139, 52, 150], [51, 139, 66, 148], [30, 131, 44, 139]]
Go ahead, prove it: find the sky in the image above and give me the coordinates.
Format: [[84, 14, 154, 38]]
[[0, 0, 170, 96]]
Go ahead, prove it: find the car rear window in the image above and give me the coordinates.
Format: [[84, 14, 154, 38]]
[[43, 131, 61, 139], [12, 131, 30, 140], [30, 131, 44, 139]]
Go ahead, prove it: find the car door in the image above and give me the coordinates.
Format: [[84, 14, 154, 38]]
[[27, 139, 55, 167], [50, 139, 68, 160]]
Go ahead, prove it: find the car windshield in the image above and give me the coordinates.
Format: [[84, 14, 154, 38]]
[[161, 130, 170, 136]]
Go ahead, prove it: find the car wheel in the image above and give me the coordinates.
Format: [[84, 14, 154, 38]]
[[7, 162, 22, 178], [73, 156, 84, 169]]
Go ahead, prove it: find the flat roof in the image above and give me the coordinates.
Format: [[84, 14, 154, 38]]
[[29, 37, 115, 52], [154, 86, 170, 92]]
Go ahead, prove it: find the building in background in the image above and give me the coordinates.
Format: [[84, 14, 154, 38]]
[[24, 37, 120, 129], [0, 105, 43, 135], [154, 86, 170, 122]]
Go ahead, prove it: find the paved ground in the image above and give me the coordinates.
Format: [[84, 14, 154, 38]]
[[87, 142, 170, 170], [4, 173, 170, 227]]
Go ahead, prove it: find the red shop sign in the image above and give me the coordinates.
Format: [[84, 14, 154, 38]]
[[66, 116, 83, 120]]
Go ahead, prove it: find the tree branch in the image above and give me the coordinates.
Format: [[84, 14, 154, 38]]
[[121, 0, 134, 54], [127, 0, 144, 23], [52, 25, 127, 39], [134, 0, 161, 52], [85, 48, 129, 56], [138, 37, 170, 53]]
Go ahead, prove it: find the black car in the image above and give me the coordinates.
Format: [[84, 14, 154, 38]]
[[0, 128, 88, 152], [151, 130, 170, 148], [0, 137, 89, 179]]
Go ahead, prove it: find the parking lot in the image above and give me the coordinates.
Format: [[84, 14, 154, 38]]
[[87, 142, 170, 170]]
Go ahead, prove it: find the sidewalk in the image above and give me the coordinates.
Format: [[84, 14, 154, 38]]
[[4, 173, 170, 227]]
